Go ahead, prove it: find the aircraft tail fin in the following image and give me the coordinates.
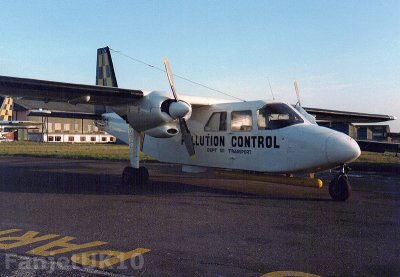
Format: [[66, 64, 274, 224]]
[[0, 97, 13, 121], [96, 47, 118, 87], [95, 47, 118, 114]]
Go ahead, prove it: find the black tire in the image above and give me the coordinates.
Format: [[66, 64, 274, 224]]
[[138, 166, 149, 185], [122, 166, 136, 187], [121, 166, 149, 192], [329, 174, 351, 201]]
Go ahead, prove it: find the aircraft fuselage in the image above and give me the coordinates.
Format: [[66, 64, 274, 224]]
[[99, 97, 361, 174]]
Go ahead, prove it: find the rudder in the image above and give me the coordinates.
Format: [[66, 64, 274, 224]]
[[96, 47, 118, 87], [95, 46, 118, 114], [0, 97, 13, 121]]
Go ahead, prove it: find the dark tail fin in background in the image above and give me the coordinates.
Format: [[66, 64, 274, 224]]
[[0, 96, 13, 121], [95, 46, 118, 114]]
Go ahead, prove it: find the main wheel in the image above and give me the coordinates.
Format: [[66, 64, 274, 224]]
[[329, 174, 351, 201], [121, 166, 149, 190], [137, 166, 149, 185]]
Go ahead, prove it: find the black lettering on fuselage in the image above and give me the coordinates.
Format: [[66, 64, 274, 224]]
[[258, 136, 264, 148], [192, 135, 225, 147], [266, 136, 272, 148], [199, 136, 204, 146], [220, 136, 225, 147], [274, 136, 280, 148], [244, 136, 251, 148], [251, 136, 257, 147], [237, 136, 243, 147], [232, 136, 237, 147], [230, 135, 280, 149], [195, 135, 279, 149], [213, 136, 219, 146]]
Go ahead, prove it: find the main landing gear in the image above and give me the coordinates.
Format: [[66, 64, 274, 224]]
[[329, 164, 351, 201], [122, 166, 149, 190], [120, 126, 149, 193]]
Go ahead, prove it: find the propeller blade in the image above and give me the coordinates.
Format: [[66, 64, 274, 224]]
[[292, 80, 318, 125], [179, 118, 195, 159], [163, 57, 195, 159], [294, 79, 301, 106], [164, 58, 179, 101]]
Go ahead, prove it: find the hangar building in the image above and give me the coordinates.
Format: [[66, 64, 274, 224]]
[[2, 96, 115, 143]]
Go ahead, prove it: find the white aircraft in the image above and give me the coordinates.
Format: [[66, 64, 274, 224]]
[[0, 47, 363, 201]]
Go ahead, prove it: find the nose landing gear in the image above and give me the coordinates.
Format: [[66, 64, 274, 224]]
[[329, 164, 351, 201]]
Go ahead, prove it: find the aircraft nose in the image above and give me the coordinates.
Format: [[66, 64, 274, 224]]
[[325, 132, 361, 164]]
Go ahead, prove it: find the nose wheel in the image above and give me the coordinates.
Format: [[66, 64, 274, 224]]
[[329, 164, 351, 201]]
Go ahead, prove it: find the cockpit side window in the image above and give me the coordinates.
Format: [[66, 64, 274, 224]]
[[204, 112, 227, 132], [257, 103, 304, 130], [231, 110, 252, 131]]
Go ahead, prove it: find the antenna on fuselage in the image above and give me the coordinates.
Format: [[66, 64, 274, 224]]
[[267, 77, 275, 100]]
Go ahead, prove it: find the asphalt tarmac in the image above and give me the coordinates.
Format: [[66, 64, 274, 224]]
[[0, 156, 398, 276]]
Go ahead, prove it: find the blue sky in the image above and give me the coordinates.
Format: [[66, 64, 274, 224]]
[[1, 0, 399, 130]]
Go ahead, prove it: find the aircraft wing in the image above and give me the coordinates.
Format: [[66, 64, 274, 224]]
[[1, 76, 395, 124], [27, 110, 103, 120], [303, 107, 396, 123], [7, 98, 103, 120], [0, 76, 143, 106], [0, 125, 39, 130], [178, 95, 235, 107], [0, 121, 42, 126]]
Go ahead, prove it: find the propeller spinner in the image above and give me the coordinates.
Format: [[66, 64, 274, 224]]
[[163, 58, 196, 159]]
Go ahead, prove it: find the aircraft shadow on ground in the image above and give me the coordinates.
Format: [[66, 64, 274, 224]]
[[0, 166, 247, 196], [0, 166, 331, 201]]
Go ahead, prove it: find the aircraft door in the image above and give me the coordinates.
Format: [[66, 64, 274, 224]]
[[253, 105, 288, 172], [226, 110, 256, 170], [199, 111, 232, 167]]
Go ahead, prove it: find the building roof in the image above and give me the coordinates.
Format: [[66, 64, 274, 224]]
[[304, 107, 396, 123]]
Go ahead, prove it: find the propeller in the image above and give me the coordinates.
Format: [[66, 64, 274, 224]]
[[293, 79, 318, 125], [294, 79, 301, 107], [164, 58, 195, 159]]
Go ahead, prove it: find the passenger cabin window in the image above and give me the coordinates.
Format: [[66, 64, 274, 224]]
[[231, 110, 252, 131], [204, 112, 227, 132], [257, 103, 304, 130]]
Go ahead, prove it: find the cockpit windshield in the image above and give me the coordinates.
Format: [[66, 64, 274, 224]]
[[257, 103, 304, 130], [294, 105, 318, 125]]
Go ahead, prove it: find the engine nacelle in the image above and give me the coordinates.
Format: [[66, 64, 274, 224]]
[[145, 124, 179, 138], [126, 91, 172, 131], [125, 91, 191, 132]]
